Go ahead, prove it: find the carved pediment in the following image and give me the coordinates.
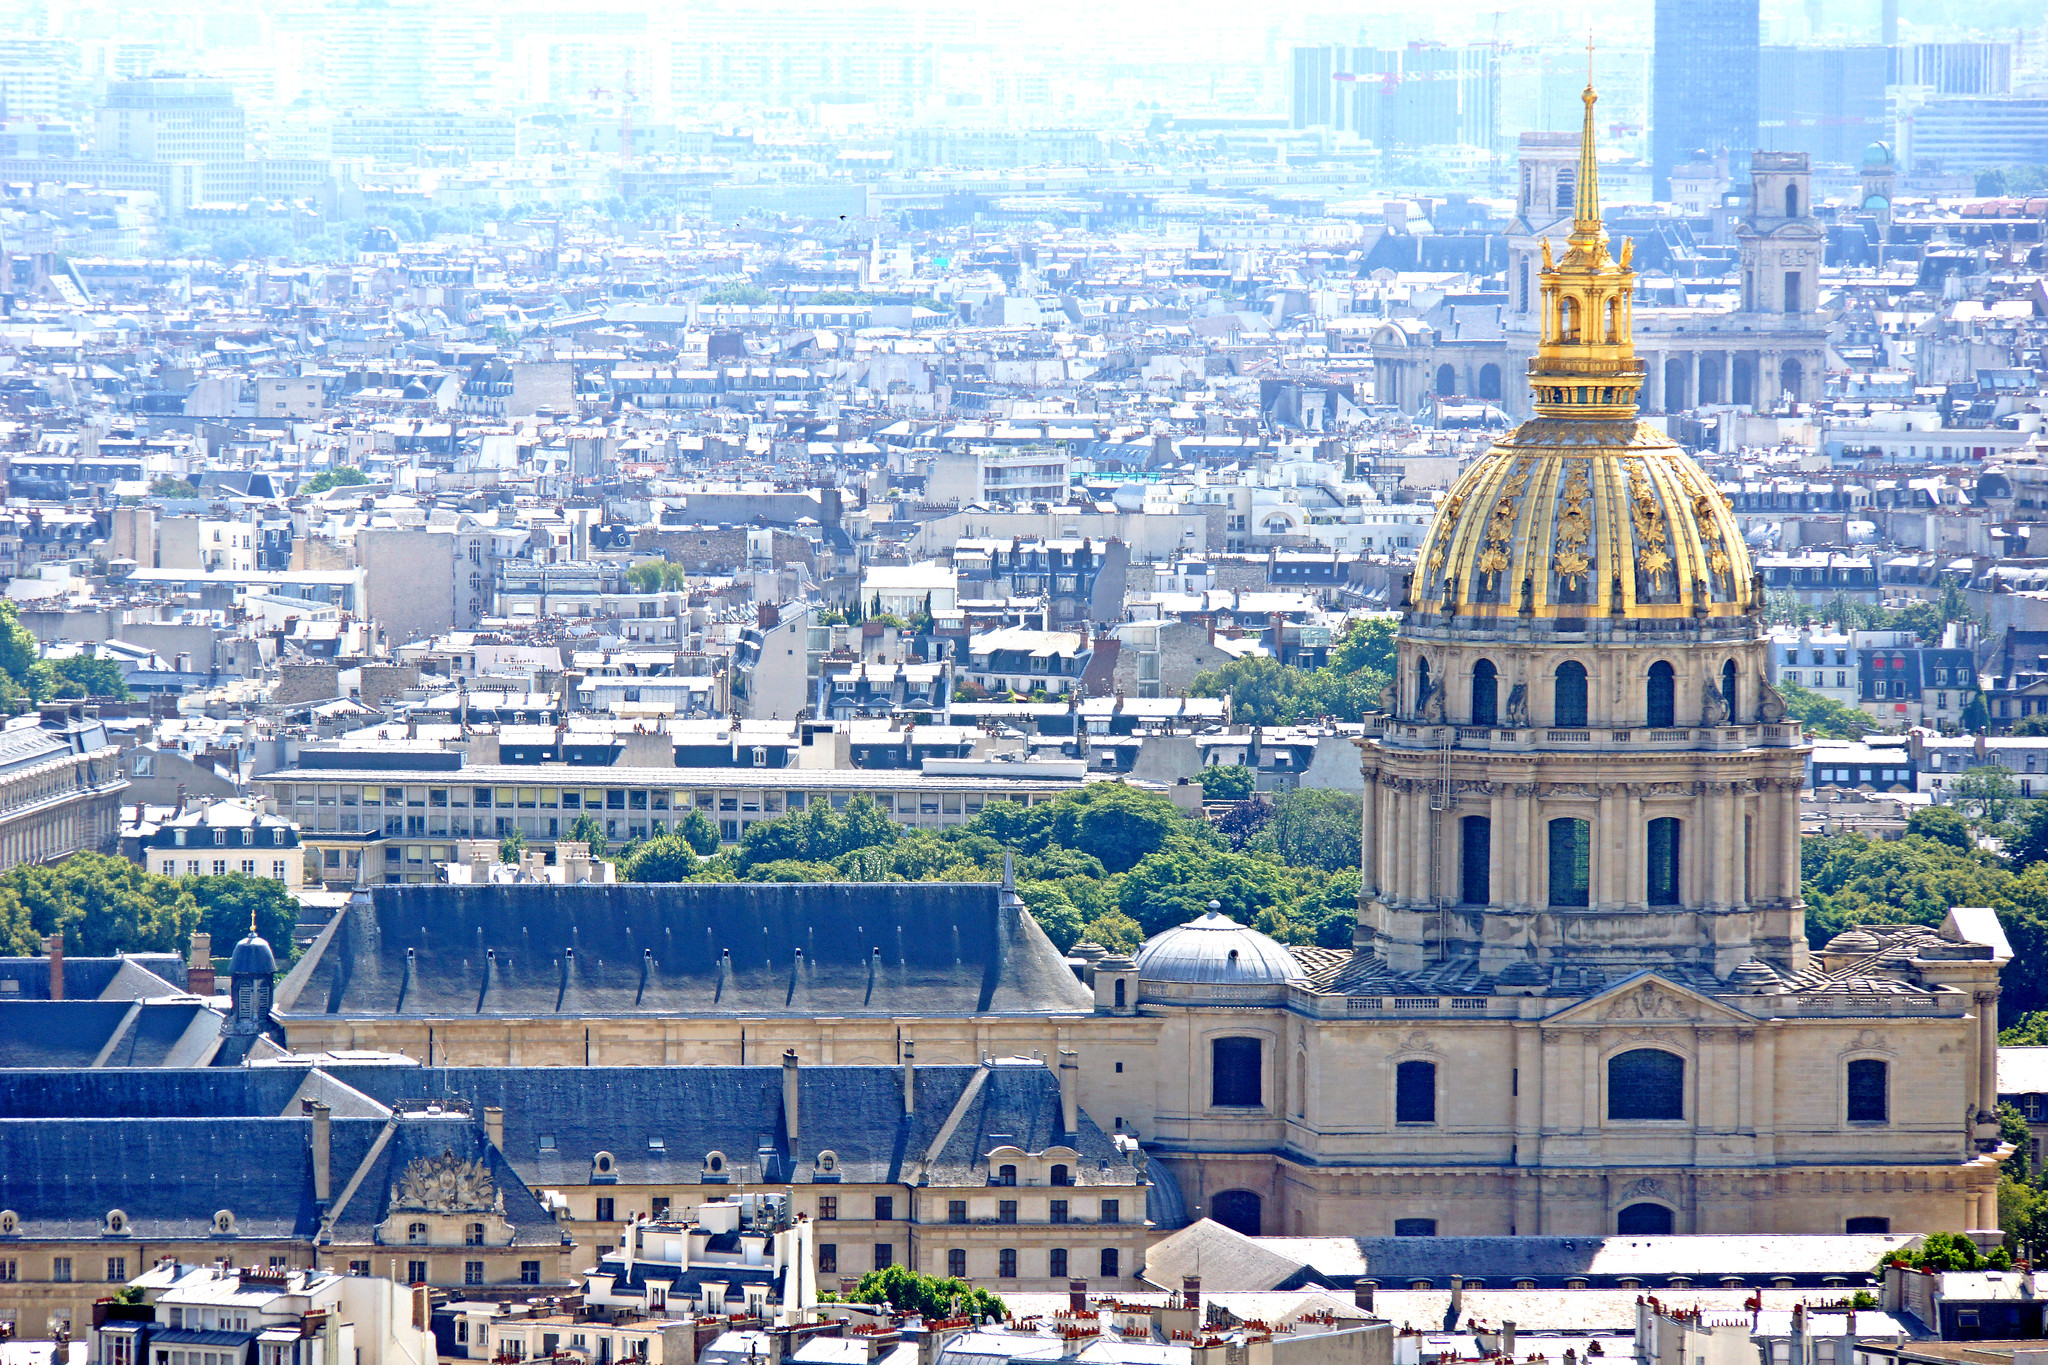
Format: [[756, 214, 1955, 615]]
[[389, 1148, 501, 1214], [1545, 972, 1753, 1028]]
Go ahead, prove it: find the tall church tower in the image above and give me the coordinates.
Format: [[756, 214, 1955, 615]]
[[1733, 150, 1826, 405], [1362, 75, 1812, 982]]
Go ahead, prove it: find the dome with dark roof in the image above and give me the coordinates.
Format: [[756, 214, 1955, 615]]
[[229, 929, 276, 977], [1134, 910, 1305, 987], [1824, 928, 1882, 956], [1864, 141, 1894, 168]]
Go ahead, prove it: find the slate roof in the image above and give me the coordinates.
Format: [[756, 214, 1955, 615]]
[[0, 953, 188, 1000], [0, 1116, 372, 1241], [277, 883, 1094, 1019], [0, 1066, 384, 1119], [0, 1000, 280, 1069], [924, 1063, 1128, 1185]]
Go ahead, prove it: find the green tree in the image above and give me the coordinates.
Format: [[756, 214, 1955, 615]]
[[2003, 1011, 2048, 1045], [499, 830, 527, 864], [1189, 656, 1299, 727], [620, 834, 700, 882], [568, 813, 607, 859], [1964, 695, 1991, 733], [186, 873, 299, 966], [1019, 883, 1084, 951], [32, 656, 130, 701], [677, 809, 721, 856], [1907, 804, 1974, 852], [301, 467, 369, 494], [1078, 909, 1143, 953], [1269, 789, 1363, 873], [839, 1264, 1005, 1320], [1115, 846, 1296, 936], [1049, 784, 1194, 874], [1197, 765, 1255, 802], [148, 476, 194, 497], [0, 852, 198, 957], [625, 559, 688, 592], [1953, 766, 2021, 824], [1776, 680, 1873, 740]]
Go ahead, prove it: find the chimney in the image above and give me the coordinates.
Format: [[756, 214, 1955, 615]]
[[1058, 1049, 1079, 1135], [484, 1106, 505, 1151], [783, 1049, 801, 1158], [902, 1040, 917, 1116], [1354, 1279, 1375, 1313], [187, 932, 214, 996], [1450, 1274, 1464, 1318], [1503, 1321, 1516, 1357], [1069, 1280, 1088, 1314], [307, 1100, 332, 1204], [46, 934, 63, 1001], [1182, 1276, 1200, 1313]]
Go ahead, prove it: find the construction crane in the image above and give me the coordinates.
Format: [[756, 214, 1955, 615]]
[[586, 76, 638, 159]]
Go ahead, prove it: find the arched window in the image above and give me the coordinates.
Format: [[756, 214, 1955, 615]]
[[1722, 659, 1738, 721], [1211, 1191, 1262, 1237], [1460, 816, 1491, 906], [1548, 818, 1590, 908], [1113, 978, 1126, 1008], [997, 1164, 1017, 1186], [1478, 364, 1502, 401], [1212, 1037, 1262, 1107], [1435, 364, 1457, 396], [1617, 1203, 1674, 1234], [1471, 660, 1498, 727], [1646, 661, 1675, 728], [1784, 183, 1799, 218], [1608, 1049, 1684, 1120], [1847, 1059, 1889, 1123], [1558, 296, 1579, 343], [1396, 1060, 1437, 1123], [1554, 661, 1588, 727], [1416, 656, 1432, 712], [407, 1222, 429, 1245], [1606, 295, 1622, 343], [1647, 818, 1681, 906], [1051, 1164, 1071, 1187]]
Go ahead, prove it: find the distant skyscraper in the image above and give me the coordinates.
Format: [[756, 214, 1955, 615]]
[[1651, 0, 1758, 194]]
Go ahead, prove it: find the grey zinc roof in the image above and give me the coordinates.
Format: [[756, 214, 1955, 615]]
[[1136, 913, 1304, 986], [277, 882, 1095, 1019], [1338, 1233, 1913, 1285]]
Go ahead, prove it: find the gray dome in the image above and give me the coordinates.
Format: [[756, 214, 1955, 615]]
[[1824, 928, 1882, 955], [1135, 911, 1305, 986], [229, 930, 276, 977]]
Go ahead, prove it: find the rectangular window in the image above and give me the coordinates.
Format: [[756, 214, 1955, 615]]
[[107, 1257, 126, 1282], [998, 1249, 1017, 1279], [1100, 1199, 1120, 1225], [1460, 815, 1490, 905], [819, 1196, 838, 1221], [948, 1201, 967, 1225], [818, 1245, 837, 1274], [1847, 1058, 1889, 1123], [521, 1262, 540, 1285], [1548, 817, 1591, 908], [465, 1261, 484, 1286], [1050, 1248, 1068, 1279], [948, 1249, 967, 1278], [873, 1244, 893, 1271], [51, 1257, 70, 1283], [999, 1200, 1017, 1225], [348, 1261, 370, 1277], [874, 1196, 893, 1221], [1394, 1218, 1438, 1236], [1100, 1248, 1120, 1280], [1051, 1199, 1068, 1224], [1647, 818, 1681, 907], [407, 1261, 427, 1284], [650, 1197, 670, 1219], [595, 1197, 615, 1222]]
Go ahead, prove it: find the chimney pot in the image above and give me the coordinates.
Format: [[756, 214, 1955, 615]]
[[45, 934, 63, 1001], [310, 1102, 332, 1204], [783, 1049, 801, 1159], [902, 1041, 917, 1116]]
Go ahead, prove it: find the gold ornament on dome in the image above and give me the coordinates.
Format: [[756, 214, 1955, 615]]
[[1555, 548, 1590, 588], [1478, 546, 1509, 587]]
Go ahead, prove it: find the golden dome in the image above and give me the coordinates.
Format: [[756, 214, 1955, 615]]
[[1407, 65, 1757, 623]]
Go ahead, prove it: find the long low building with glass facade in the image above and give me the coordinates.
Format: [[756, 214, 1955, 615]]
[[253, 758, 1126, 885]]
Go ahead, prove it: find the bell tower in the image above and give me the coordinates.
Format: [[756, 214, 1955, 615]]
[[1738, 151, 1823, 318]]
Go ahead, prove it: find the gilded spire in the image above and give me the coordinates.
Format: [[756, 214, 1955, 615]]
[[1574, 38, 1602, 239], [1526, 37, 1642, 422]]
